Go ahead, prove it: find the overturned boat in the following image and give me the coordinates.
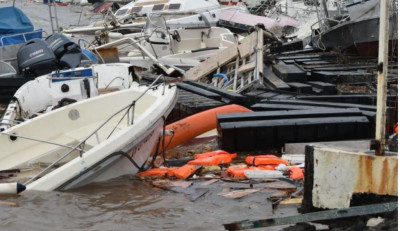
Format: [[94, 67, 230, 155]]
[[0, 79, 177, 192]]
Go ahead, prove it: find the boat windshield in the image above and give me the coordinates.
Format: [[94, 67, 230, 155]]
[[143, 14, 168, 35]]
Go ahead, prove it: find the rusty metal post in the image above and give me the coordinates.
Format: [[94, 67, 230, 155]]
[[375, 0, 390, 156]]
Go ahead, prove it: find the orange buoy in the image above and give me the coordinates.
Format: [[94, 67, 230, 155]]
[[194, 150, 237, 159], [161, 104, 252, 151], [245, 155, 288, 166], [173, 164, 197, 179], [188, 153, 236, 165], [139, 167, 177, 178]]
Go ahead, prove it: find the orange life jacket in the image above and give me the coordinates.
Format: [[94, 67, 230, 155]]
[[245, 155, 288, 166]]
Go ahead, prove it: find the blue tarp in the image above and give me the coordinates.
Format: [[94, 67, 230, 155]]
[[0, 7, 42, 46], [0, 7, 34, 35]]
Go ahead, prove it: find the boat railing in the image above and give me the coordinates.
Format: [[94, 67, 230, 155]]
[[21, 74, 165, 186], [0, 132, 87, 154], [144, 15, 176, 57], [78, 38, 106, 64], [95, 37, 185, 75]]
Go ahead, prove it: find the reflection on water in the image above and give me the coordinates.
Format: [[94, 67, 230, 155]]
[[0, 176, 297, 231]]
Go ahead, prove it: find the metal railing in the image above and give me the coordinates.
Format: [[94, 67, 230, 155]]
[[0, 30, 46, 47]]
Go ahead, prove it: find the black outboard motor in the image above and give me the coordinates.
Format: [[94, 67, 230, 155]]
[[17, 38, 58, 78], [45, 33, 82, 69]]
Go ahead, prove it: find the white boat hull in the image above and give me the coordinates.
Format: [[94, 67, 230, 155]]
[[0, 83, 177, 192]]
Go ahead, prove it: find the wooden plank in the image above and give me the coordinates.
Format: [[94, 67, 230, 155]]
[[184, 44, 238, 81], [186, 188, 209, 201], [280, 197, 303, 205], [0, 200, 18, 207], [238, 32, 256, 59], [214, 44, 239, 67], [237, 62, 255, 75], [222, 183, 252, 189], [219, 189, 260, 199], [170, 181, 193, 188], [201, 179, 219, 186], [184, 57, 218, 81]]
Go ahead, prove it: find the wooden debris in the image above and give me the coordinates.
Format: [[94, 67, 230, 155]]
[[222, 183, 252, 189], [252, 181, 297, 190], [186, 188, 209, 201], [219, 189, 259, 199], [237, 32, 256, 59], [221, 187, 230, 194], [237, 62, 255, 75], [280, 197, 303, 205], [264, 189, 290, 199], [201, 179, 219, 186], [0, 200, 18, 207], [170, 181, 193, 188]]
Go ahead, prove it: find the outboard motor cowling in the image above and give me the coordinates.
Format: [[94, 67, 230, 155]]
[[45, 33, 82, 69], [17, 38, 58, 77]]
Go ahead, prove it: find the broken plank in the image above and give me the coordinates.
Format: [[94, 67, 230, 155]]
[[223, 202, 398, 230], [219, 189, 259, 199], [201, 179, 219, 186], [237, 62, 256, 75], [215, 43, 239, 67], [252, 181, 297, 190], [184, 55, 219, 81], [280, 197, 303, 205], [0, 200, 18, 207], [170, 181, 193, 188], [222, 183, 252, 189], [238, 32, 257, 59], [186, 188, 209, 201]]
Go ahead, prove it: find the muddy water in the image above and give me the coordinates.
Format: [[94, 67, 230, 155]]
[[0, 176, 299, 231]]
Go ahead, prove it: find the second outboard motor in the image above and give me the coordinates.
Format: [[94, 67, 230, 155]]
[[17, 38, 58, 77], [45, 33, 82, 69]]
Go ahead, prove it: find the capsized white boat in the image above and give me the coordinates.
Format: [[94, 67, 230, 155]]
[[0, 79, 177, 192], [0, 63, 138, 130]]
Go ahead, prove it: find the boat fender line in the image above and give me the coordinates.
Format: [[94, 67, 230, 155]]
[[212, 73, 229, 87], [105, 151, 142, 170], [140, 137, 162, 171], [0, 182, 26, 194]]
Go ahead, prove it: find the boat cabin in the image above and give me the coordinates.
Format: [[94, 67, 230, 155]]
[[114, 0, 221, 21]]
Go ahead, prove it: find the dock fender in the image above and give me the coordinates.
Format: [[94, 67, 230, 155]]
[[0, 182, 26, 194], [161, 104, 252, 150]]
